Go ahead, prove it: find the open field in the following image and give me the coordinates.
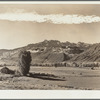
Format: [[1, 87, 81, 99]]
[[0, 66, 100, 90]]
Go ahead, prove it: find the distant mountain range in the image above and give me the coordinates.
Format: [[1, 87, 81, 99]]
[[0, 40, 96, 65]]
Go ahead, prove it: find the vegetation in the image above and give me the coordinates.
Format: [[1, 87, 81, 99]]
[[31, 61, 100, 68], [18, 50, 32, 76], [0, 67, 14, 74]]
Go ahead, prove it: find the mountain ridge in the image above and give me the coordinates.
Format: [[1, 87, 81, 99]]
[[0, 40, 92, 65]]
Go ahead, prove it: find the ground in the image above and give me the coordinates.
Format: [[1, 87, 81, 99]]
[[0, 66, 100, 90]]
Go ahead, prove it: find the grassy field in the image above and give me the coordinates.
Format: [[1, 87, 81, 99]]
[[0, 66, 100, 90]]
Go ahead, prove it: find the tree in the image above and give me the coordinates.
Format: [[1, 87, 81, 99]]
[[18, 50, 32, 76]]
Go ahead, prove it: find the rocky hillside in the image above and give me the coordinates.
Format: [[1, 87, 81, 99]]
[[70, 43, 100, 62], [0, 40, 91, 65]]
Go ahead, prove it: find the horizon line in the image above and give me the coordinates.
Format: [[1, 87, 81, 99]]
[[0, 39, 98, 50]]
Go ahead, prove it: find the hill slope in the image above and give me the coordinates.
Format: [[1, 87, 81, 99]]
[[71, 43, 100, 62], [0, 40, 91, 65]]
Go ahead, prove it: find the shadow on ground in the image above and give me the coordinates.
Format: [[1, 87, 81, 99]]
[[29, 73, 65, 81]]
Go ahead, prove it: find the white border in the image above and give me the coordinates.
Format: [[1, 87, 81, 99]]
[[1, 90, 100, 99], [0, 1, 99, 99], [0, 1, 99, 4]]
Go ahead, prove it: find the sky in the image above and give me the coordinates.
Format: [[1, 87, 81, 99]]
[[0, 4, 100, 49]]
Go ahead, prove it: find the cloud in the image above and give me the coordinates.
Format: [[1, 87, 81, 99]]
[[0, 12, 100, 24]]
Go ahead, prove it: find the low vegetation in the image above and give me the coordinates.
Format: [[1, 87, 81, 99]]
[[31, 62, 100, 69], [0, 67, 15, 74]]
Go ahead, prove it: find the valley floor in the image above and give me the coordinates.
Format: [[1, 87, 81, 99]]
[[0, 66, 100, 90]]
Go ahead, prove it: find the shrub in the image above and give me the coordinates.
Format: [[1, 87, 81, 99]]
[[18, 50, 32, 76], [0, 67, 14, 74]]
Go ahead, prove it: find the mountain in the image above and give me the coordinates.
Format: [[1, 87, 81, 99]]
[[70, 43, 100, 62], [0, 40, 91, 65]]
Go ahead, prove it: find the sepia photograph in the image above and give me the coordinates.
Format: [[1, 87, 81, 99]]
[[0, 2, 100, 91]]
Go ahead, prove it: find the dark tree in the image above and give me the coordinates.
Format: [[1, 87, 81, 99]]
[[18, 50, 32, 76]]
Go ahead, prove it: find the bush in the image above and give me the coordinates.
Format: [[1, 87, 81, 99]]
[[0, 67, 14, 74], [18, 50, 32, 76]]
